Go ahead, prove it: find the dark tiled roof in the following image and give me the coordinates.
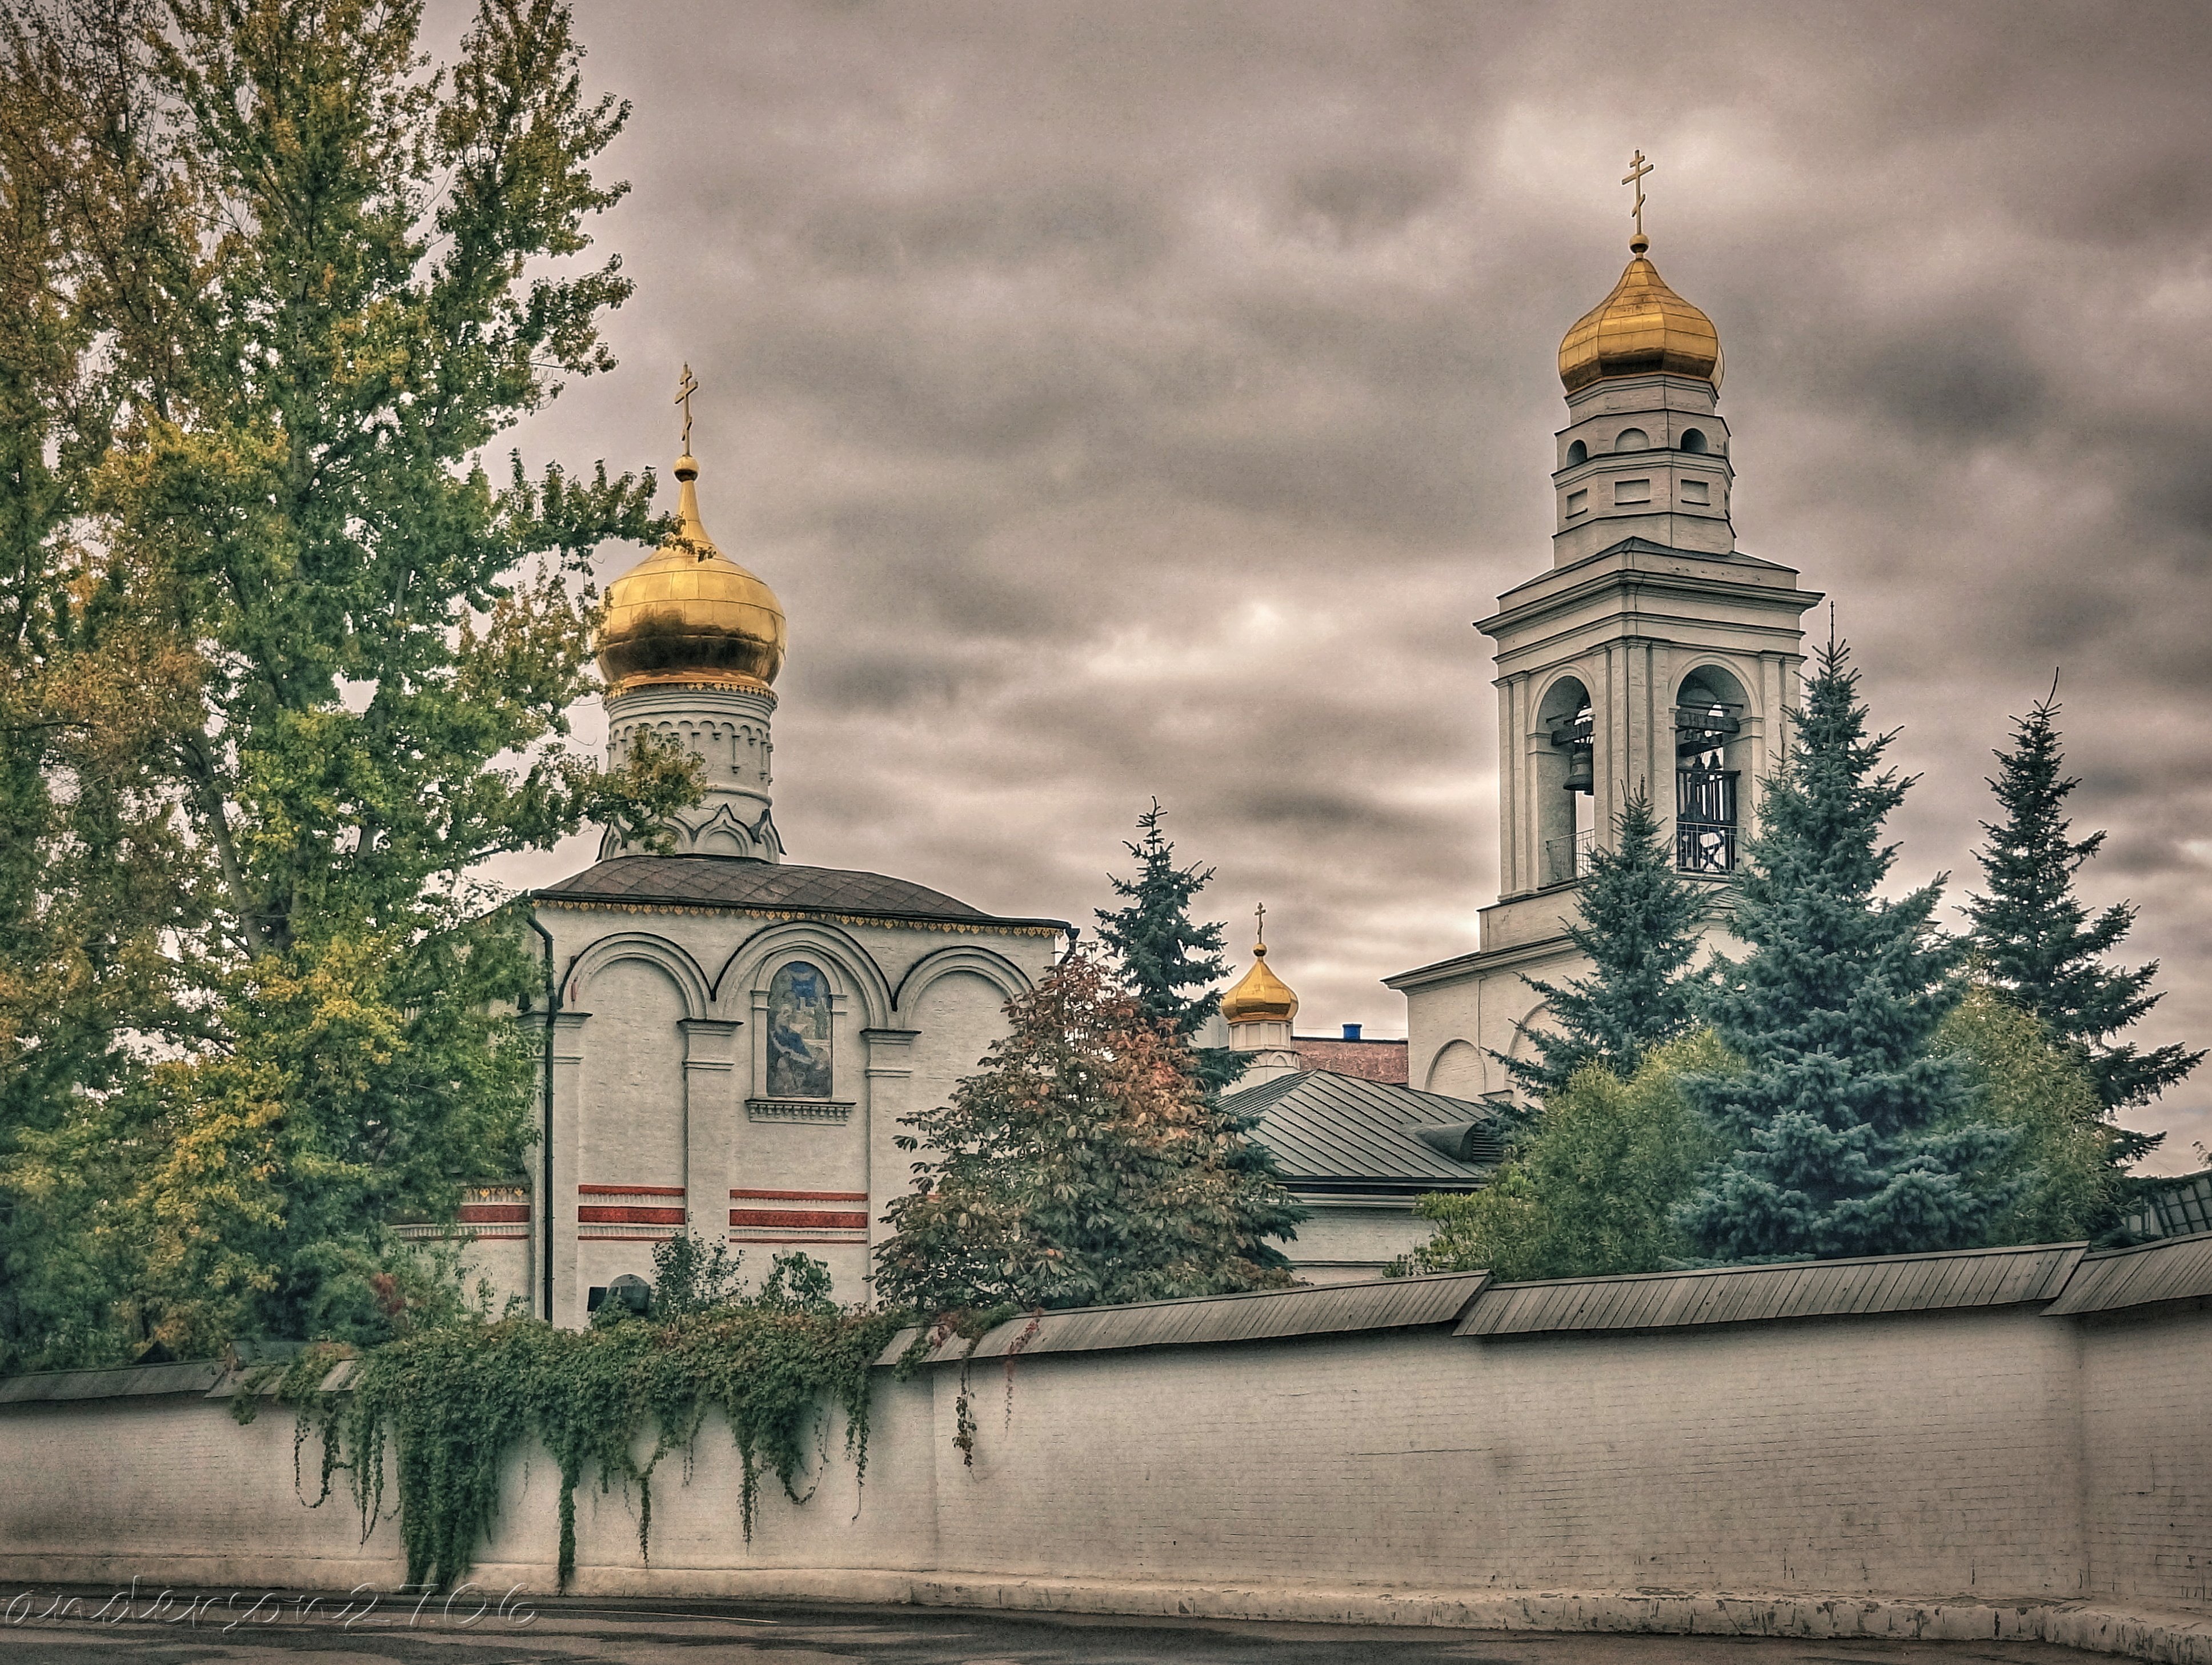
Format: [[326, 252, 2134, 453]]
[[536, 856, 1067, 930], [1225, 1069, 1497, 1191]]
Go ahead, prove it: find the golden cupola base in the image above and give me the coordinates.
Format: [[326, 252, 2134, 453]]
[[596, 455, 787, 696], [595, 439, 786, 863]]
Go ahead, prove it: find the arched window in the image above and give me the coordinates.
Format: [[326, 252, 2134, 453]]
[[1614, 427, 1649, 452], [766, 961, 833, 1099], [1565, 439, 1588, 467], [1680, 427, 1709, 454]]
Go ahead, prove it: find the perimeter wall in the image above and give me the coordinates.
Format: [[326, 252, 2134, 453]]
[[1, 1261, 2206, 1625]]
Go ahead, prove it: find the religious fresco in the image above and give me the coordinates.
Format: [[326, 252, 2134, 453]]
[[766, 961, 833, 1099]]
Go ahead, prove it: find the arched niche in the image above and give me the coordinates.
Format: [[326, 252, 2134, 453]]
[[1674, 663, 1753, 876], [1614, 427, 1649, 452], [893, 944, 1032, 1013], [715, 921, 893, 1031], [1426, 1038, 1485, 1098], [1534, 672, 1594, 886], [561, 932, 712, 1020], [1565, 439, 1588, 467], [1680, 427, 1710, 454]]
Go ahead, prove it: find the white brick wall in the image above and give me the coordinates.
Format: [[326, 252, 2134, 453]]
[[0, 1301, 2202, 1603]]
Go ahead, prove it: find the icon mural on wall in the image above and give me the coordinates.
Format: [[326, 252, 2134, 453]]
[[766, 961, 833, 1099]]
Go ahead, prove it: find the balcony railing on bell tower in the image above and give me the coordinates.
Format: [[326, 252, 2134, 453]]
[[1674, 697, 1742, 874]]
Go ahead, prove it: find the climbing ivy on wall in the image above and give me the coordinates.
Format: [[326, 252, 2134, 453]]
[[244, 1249, 903, 1592]]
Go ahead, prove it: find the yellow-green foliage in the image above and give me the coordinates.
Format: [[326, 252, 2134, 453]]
[[1934, 985, 2119, 1245], [1398, 1031, 1732, 1281]]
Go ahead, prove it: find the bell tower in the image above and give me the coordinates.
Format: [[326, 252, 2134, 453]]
[[1389, 163, 1822, 1101]]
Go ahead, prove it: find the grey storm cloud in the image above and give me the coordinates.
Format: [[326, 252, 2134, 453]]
[[482, 0, 2212, 1167]]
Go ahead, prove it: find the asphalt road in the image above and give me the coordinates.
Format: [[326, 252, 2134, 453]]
[[0, 1592, 2129, 1664]]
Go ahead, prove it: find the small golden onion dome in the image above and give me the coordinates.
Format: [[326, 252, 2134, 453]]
[[1221, 940, 1299, 1026], [596, 455, 786, 696], [1558, 243, 1723, 395]]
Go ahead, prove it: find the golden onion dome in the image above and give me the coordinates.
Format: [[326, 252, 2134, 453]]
[[1221, 939, 1299, 1026], [1558, 239, 1723, 395], [596, 455, 786, 696]]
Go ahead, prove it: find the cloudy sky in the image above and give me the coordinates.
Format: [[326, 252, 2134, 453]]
[[483, 1, 2212, 1170]]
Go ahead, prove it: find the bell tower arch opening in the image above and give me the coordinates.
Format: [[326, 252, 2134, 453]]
[[1535, 675, 1596, 886], [1674, 665, 1750, 875]]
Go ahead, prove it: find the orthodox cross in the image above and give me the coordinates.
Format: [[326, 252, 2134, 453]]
[[1621, 149, 1653, 243], [675, 363, 700, 453], [1254, 901, 1268, 946]]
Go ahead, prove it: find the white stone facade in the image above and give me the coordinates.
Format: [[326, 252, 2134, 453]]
[[600, 682, 783, 860], [523, 895, 1062, 1323]]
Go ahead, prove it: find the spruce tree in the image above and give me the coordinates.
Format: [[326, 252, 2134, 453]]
[[1965, 693, 2201, 1155], [1095, 800, 1247, 1096], [1497, 789, 1710, 1102], [1677, 643, 2007, 1263]]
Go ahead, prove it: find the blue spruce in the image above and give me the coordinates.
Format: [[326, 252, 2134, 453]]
[[1678, 643, 2007, 1262], [1497, 788, 1710, 1103]]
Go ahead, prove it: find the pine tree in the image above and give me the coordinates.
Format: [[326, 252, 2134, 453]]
[[1677, 643, 2009, 1263], [874, 948, 1302, 1314], [1094, 800, 1247, 1096], [1497, 789, 1710, 1102], [1965, 692, 2201, 1155]]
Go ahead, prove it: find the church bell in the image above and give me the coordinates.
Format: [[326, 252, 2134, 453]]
[[1562, 744, 1594, 795]]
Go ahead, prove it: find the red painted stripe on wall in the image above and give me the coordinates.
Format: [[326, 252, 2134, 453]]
[[578, 1206, 687, 1225], [730, 1188, 869, 1202], [729, 1208, 869, 1231], [457, 1205, 531, 1223], [579, 1183, 686, 1197]]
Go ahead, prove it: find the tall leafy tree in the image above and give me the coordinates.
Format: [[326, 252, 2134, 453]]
[[1095, 800, 1245, 1095], [875, 948, 1302, 1315], [0, 0, 695, 1366], [1497, 789, 1709, 1102], [1401, 1032, 1731, 1282], [1965, 692, 2200, 1155], [1677, 643, 2007, 1263], [1932, 987, 2122, 1246]]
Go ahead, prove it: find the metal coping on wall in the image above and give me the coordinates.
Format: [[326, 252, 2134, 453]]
[[1457, 1241, 2089, 1338], [13, 1234, 2212, 1405], [882, 1271, 1494, 1368], [2040, 1231, 2212, 1317]]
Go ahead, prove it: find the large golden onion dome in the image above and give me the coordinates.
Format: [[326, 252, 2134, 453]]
[[596, 454, 786, 696], [1221, 937, 1299, 1026], [1558, 239, 1723, 395]]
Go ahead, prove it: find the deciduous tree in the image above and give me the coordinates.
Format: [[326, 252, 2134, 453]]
[[0, 0, 695, 1366], [875, 948, 1301, 1315]]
